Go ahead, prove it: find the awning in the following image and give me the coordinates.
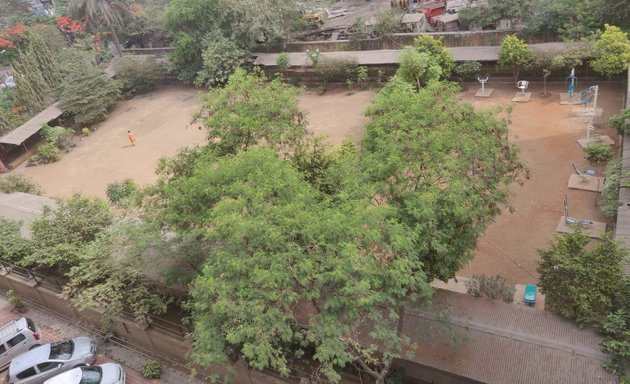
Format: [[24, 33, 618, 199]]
[[0, 102, 63, 146]]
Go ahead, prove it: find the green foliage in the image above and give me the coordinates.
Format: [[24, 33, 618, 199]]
[[6, 289, 24, 312], [591, 24, 630, 78], [601, 159, 622, 220], [609, 109, 630, 135], [195, 32, 249, 87], [523, 0, 600, 40], [276, 52, 290, 72], [28, 143, 61, 165], [538, 231, 627, 325], [115, 56, 162, 97], [12, 32, 63, 115], [58, 61, 121, 125], [373, 9, 403, 37], [498, 35, 533, 81], [106, 179, 139, 206], [362, 79, 524, 281], [68, 0, 130, 55], [164, 0, 296, 83], [459, 0, 532, 29], [0, 218, 33, 263], [601, 309, 630, 377], [306, 48, 320, 67], [584, 141, 613, 163], [141, 361, 161, 379], [466, 275, 515, 303], [315, 56, 359, 83], [197, 68, 308, 156], [0, 173, 42, 194], [23, 194, 112, 271], [0, 90, 27, 135], [396, 36, 454, 88], [62, 222, 169, 324], [454, 61, 482, 80], [357, 66, 368, 87], [40, 124, 75, 150]]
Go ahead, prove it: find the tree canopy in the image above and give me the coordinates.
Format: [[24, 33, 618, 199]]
[[498, 35, 533, 81], [591, 24, 630, 78]]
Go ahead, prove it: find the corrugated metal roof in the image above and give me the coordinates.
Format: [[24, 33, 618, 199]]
[[402, 290, 615, 384], [0, 102, 63, 146]]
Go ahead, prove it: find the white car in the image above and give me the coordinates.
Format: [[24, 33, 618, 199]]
[[43, 363, 125, 384]]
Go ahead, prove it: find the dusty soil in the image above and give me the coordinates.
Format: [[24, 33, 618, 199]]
[[16, 85, 207, 198], [300, 87, 376, 144], [457, 82, 625, 285]]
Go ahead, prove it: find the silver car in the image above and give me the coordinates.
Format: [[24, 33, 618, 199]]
[[0, 317, 42, 371], [6, 337, 96, 384], [43, 363, 125, 384]]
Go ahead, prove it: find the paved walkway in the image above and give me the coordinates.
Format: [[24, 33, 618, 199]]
[[0, 297, 203, 384], [254, 42, 571, 66]]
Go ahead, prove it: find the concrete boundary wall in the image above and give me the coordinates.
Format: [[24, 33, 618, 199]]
[[0, 271, 191, 363], [615, 65, 630, 274]]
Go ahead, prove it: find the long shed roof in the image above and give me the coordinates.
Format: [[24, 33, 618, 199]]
[[0, 102, 63, 146]]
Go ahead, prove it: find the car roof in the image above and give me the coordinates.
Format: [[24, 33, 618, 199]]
[[42, 366, 85, 384], [9, 343, 51, 372], [0, 317, 28, 340]]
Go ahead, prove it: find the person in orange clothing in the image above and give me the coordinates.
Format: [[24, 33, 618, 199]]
[[127, 130, 137, 146]]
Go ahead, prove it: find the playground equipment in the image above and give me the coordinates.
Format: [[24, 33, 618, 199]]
[[577, 122, 614, 149], [565, 68, 578, 90], [569, 85, 603, 118], [512, 80, 531, 102], [523, 284, 537, 307], [571, 162, 595, 182], [474, 74, 493, 97], [580, 85, 598, 110], [563, 194, 593, 227]]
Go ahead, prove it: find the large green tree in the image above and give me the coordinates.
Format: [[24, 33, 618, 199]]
[[164, 0, 296, 84], [538, 230, 627, 325], [591, 24, 630, 79], [67, 0, 131, 56], [396, 35, 454, 88], [498, 35, 533, 81], [361, 78, 524, 280]]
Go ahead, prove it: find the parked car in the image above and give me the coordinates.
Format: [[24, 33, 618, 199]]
[[6, 337, 96, 384], [0, 317, 42, 371], [43, 363, 125, 384]]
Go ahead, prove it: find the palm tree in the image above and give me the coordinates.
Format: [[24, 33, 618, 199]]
[[68, 0, 130, 56]]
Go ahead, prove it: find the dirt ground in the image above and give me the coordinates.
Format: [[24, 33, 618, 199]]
[[457, 82, 625, 285], [12, 81, 627, 287], [16, 85, 207, 198]]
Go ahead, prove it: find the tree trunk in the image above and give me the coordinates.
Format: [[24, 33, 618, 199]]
[[105, 20, 123, 57]]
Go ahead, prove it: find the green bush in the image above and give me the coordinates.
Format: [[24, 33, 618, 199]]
[[40, 125, 75, 150], [195, 32, 248, 88], [601, 159, 622, 220], [106, 179, 139, 206], [0, 174, 42, 194], [609, 109, 630, 135], [315, 57, 359, 83], [466, 274, 515, 303], [58, 62, 121, 125], [454, 61, 482, 80], [141, 360, 161, 379], [584, 142, 613, 163], [115, 56, 163, 97], [28, 143, 60, 166], [0, 218, 33, 263]]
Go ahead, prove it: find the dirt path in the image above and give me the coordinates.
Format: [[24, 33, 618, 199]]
[[17, 85, 207, 198], [458, 82, 625, 285]]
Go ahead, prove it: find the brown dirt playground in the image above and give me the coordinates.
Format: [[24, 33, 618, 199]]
[[14, 82, 627, 285]]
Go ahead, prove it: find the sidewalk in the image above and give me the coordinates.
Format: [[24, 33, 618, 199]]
[[0, 297, 204, 384]]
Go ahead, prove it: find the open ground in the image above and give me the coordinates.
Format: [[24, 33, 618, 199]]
[[11, 81, 626, 286]]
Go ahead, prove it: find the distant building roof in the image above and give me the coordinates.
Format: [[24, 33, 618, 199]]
[[401, 289, 615, 384], [0, 103, 63, 146], [0, 192, 57, 238]]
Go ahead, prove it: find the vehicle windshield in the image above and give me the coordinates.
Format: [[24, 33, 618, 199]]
[[79, 366, 102, 384], [49, 340, 74, 360]]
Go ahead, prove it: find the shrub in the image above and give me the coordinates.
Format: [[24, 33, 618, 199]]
[[584, 142, 613, 163], [141, 360, 161, 379], [195, 32, 248, 88], [276, 52, 290, 72], [601, 159, 622, 220], [58, 62, 121, 125], [0, 218, 33, 263], [0, 174, 42, 194], [40, 125, 74, 150], [315, 57, 359, 83], [357, 66, 368, 88], [609, 109, 630, 135], [454, 61, 482, 80], [115, 56, 162, 97], [7, 290, 25, 313], [28, 143, 60, 165], [466, 274, 515, 303], [106, 179, 139, 206]]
